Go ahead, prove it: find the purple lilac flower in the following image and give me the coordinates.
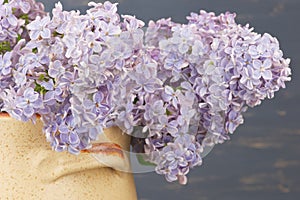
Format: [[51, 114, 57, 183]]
[[0, 0, 46, 107], [15, 87, 43, 119], [27, 16, 50, 40], [1, 1, 146, 155], [139, 10, 291, 184], [150, 134, 202, 185], [0, 1, 291, 185], [0, 51, 12, 75]]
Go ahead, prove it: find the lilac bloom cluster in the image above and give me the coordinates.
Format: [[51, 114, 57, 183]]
[[138, 11, 291, 183], [1, 1, 145, 154], [0, 0, 45, 107], [0, 0, 45, 49], [0, 1, 291, 184]]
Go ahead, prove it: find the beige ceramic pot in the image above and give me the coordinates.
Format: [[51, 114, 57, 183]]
[[0, 113, 137, 200]]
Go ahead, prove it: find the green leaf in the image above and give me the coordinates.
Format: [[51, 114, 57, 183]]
[[32, 47, 38, 53], [20, 14, 29, 25], [17, 34, 22, 42], [34, 82, 47, 95], [53, 31, 64, 37], [166, 109, 172, 116], [133, 96, 139, 104], [38, 74, 46, 81], [0, 41, 11, 54], [136, 154, 156, 166], [175, 86, 183, 91]]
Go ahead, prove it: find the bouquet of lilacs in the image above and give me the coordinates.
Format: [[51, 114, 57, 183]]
[[0, 0, 291, 184]]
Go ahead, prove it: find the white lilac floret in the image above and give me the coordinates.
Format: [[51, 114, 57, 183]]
[[0, 1, 291, 184]]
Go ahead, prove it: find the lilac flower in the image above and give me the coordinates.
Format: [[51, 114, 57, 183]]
[[158, 115, 178, 136], [240, 67, 260, 90], [225, 109, 244, 133], [142, 10, 290, 184], [144, 100, 166, 121], [162, 86, 181, 109], [15, 87, 43, 118], [0, 1, 291, 185], [83, 91, 111, 117], [27, 15, 51, 40], [151, 134, 202, 185], [0, 52, 12, 76], [252, 59, 272, 80], [98, 21, 121, 39], [48, 60, 65, 79], [11, 0, 31, 14], [41, 79, 64, 104], [0, 4, 18, 27]]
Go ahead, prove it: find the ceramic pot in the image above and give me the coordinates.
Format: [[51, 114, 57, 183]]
[[0, 113, 137, 200]]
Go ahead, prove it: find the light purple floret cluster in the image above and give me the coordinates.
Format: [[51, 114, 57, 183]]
[[0, 1, 291, 184], [0, 0, 45, 107]]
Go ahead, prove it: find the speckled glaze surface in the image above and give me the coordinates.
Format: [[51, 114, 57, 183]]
[[0, 114, 137, 200]]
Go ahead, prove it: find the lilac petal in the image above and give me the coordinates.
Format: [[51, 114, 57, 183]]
[[93, 42, 102, 53], [44, 91, 55, 104], [68, 145, 80, 155], [25, 92, 38, 102], [263, 59, 272, 69], [88, 127, 100, 140], [109, 25, 121, 35], [252, 60, 261, 70], [97, 104, 110, 114], [179, 43, 189, 54], [55, 144, 67, 152], [169, 161, 179, 170], [162, 93, 172, 102], [20, 1, 31, 13], [144, 83, 156, 93], [83, 112, 97, 124], [165, 174, 177, 182], [178, 175, 187, 185], [41, 80, 54, 90], [93, 92, 104, 103], [3, 52, 12, 64], [60, 133, 69, 143], [2, 67, 11, 75], [158, 115, 168, 124], [53, 59, 63, 68], [23, 106, 34, 117], [167, 126, 178, 136], [253, 70, 261, 79], [48, 68, 59, 78], [59, 125, 69, 134], [32, 98, 43, 108], [69, 132, 80, 145], [41, 29, 51, 39], [178, 160, 188, 167], [165, 86, 173, 95], [83, 99, 94, 109], [8, 15, 18, 27], [166, 153, 175, 161], [228, 122, 236, 133], [262, 70, 272, 80], [89, 55, 101, 64], [30, 31, 40, 40], [248, 46, 258, 56]]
